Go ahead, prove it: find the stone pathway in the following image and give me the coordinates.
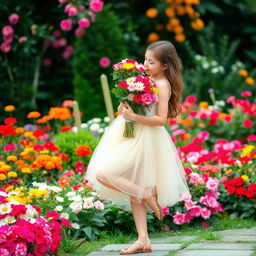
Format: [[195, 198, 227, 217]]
[[87, 227, 256, 256]]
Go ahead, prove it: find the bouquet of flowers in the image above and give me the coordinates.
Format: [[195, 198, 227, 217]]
[[112, 59, 159, 138]]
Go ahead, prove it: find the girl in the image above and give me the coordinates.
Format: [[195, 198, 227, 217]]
[[86, 40, 190, 254]]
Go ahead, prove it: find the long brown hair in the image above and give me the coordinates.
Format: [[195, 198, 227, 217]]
[[147, 40, 184, 118]]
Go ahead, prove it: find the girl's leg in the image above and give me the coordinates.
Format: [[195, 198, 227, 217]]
[[120, 199, 151, 254]]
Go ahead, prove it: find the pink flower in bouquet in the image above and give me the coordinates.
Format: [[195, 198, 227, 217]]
[[61, 217, 71, 227], [89, 0, 104, 12], [188, 173, 200, 184], [247, 135, 256, 141], [241, 91, 252, 97], [181, 193, 192, 202], [99, 57, 111, 68], [173, 212, 186, 225], [201, 208, 211, 219], [78, 18, 90, 28], [226, 95, 235, 103], [9, 13, 19, 25], [2, 25, 14, 36], [141, 93, 153, 105], [46, 211, 59, 221], [60, 19, 72, 31], [64, 3, 72, 12], [184, 212, 193, 223]]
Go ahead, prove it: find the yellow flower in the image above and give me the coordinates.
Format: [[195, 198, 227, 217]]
[[122, 63, 135, 70], [225, 169, 232, 174], [241, 175, 249, 181], [199, 101, 209, 108], [7, 196, 26, 205], [21, 167, 32, 174], [45, 161, 55, 170], [7, 172, 17, 178], [6, 155, 18, 162], [4, 105, 15, 112], [152, 87, 159, 95], [5, 185, 14, 192], [0, 164, 11, 172], [239, 69, 248, 77], [0, 174, 6, 180], [245, 77, 255, 85], [241, 145, 255, 157], [169, 18, 180, 27], [39, 150, 50, 154], [146, 8, 158, 18]]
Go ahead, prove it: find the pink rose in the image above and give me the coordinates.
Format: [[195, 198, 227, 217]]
[[185, 200, 197, 210], [201, 208, 211, 219], [0, 42, 11, 53], [75, 28, 85, 37], [162, 206, 169, 215], [173, 212, 186, 225], [181, 193, 191, 202], [2, 25, 14, 36], [64, 3, 72, 12], [89, 0, 104, 12], [141, 93, 153, 106], [99, 57, 111, 68], [88, 11, 96, 22], [94, 200, 104, 210], [68, 7, 78, 16], [58, 0, 67, 3], [18, 36, 27, 43], [205, 178, 219, 191], [189, 206, 201, 217], [78, 18, 90, 28], [4, 34, 13, 44], [60, 19, 72, 31], [9, 13, 19, 25]]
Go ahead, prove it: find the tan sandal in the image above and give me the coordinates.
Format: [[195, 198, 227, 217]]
[[119, 240, 152, 254], [143, 191, 163, 221]]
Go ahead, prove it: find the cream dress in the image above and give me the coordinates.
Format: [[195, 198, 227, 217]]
[[86, 81, 190, 212]]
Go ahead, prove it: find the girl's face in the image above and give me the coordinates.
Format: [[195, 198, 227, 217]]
[[144, 49, 166, 77]]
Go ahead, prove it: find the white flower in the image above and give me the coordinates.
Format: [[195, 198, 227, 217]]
[[72, 127, 78, 133], [126, 77, 136, 85], [91, 118, 102, 123], [71, 223, 80, 229], [211, 67, 219, 74], [67, 192, 76, 197], [55, 205, 63, 212], [28, 218, 36, 224], [90, 123, 100, 132], [195, 55, 203, 61], [81, 123, 88, 129], [210, 60, 218, 66], [94, 201, 104, 210], [47, 185, 62, 193], [0, 191, 8, 197], [135, 82, 145, 91], [83, 198, 94, 209], [98, 128, 104, 134], [71, 195, 82, 203], [69, 202, 83, 214], [4, 216, 16, 224], [91, 192, 98, 197], [56, 196, 64, 202], [60, 212, 69, 219], [0, 203, 12, 215], [104, 116, 110, 123], [202, 63, 209, 69]]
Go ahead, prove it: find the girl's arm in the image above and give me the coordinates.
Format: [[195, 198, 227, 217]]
[[122, 81, 170, 126]]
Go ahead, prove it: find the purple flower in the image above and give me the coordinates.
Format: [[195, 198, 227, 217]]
[[208, 88, 214, 93], [24, 124, 35, 131]]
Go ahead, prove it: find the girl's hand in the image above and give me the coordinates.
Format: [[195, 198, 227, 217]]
[[122, 101, 135, 120], [117, 103, 125, 115]]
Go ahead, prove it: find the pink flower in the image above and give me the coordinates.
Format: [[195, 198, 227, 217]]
[[64, 3, 72, 12], [141, 93, 153, 106], [243, 120, 253, 128], [205, 178, 219, 191], [58, 0, 67, 3], [99, 57, 111, 68], [200, 208, 211, 219], [162, 206, 169, 215], [0, 43, 11, 53], [89, 0, 104, 12], [78, 18, 90, 28], [46, 211, 59, 221], [74, 28, 85, 37], [77, 5, 85, 12], [9, 13, 19, 25], [173, 212, 186, 225], [185, 95, 197, 103], [58, 38, 67, 47], [61, 218, 71, 227], [62, 51, 71, 59], [43, 58, 52, 67], [2, 25, 14, 36], [60, 19, 72, 31], [52, 30, 61, 38], [88, 11, 96, 22], [184, 212, 193, 223], [65, 45, 74, 53], [247, 135, 256, 142], [226, 95, 235, 103], [18, 36, 27, 43], [202, 221, 210, 229], [185, 200, 197, 210], [189, 173, 199, 184], [68, 7, 78, 16], [94, 200, 104, 210], [63, 170, 75, 176], [4, 34, 13, 44], [181, 193, 191, 202], [241, 91, 252, 97], [173, 129, 186, 137], [189, 206, 201, 217], [15, 243, 27, 256], [4, 144, 16, 151]]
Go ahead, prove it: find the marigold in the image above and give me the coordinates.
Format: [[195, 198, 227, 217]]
[[21, 167, 32, 173], [191, 18, 204, 30], [27, 111, 41, 119], [165, 8, 175, 18], [169, 18, 180, 27], [239, 69, 248, 77], [176, 6, 185, 15], [147, 32, 160, 43], [245, 77, 255, 85], [48, 107, 71, 120], [16, 127, 24, 134], [146, 8, 158, 18], [175, 33, 185, 43], [4, 105, 15, 112], [45, 161, 55, 170], [0, 164, 11, 172], [174, 25, 184, 34], [6, 155, 17, 162], [0, 174, 6, 180], [8, 171, 17, 178]]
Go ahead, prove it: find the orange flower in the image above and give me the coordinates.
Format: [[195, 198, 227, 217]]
[[4, 105, 15, 112], [16, 127, 24, 134], [75, 145, 92, 157], [146, 8, 158, 18], [165, 8, 175, 18], [45, 161, 55, 170], [239, 69, 248, 77], [27, 111, 41, 119], [174, 25, 184, 34], [6, 155, 17, 162], [58, 176, 71, 187], [62, 100, 73, 108], [245, 77, 255, 85], [61, 125, 72, 132], [175, 33, 186, 43], [169, 18, 180, 27], [48, 107, 71, 121], [191, 18, 204, 30], [0, 174, 6, 180], [147, 32, 160, 43]]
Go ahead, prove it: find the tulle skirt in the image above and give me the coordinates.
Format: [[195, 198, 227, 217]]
[[86, 115, 190, 212]]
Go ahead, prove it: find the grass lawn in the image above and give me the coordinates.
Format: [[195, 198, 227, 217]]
[[58, 216, 256, 256]]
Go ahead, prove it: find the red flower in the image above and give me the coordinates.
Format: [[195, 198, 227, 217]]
[[185, 95, 197, 103], [0, 124, 17, 136], [44, 141, 59, 151], [209, 118, 218, 126], [184, 168, 192, 175], [248, 184, 256, 191], [245, 190, 255, 199], [134, 94, 142, 103], [75, 145, 92, 157], [118, 81, 128, 89], [61, 217, 71, 227], [46, 210, 60, 221], [33, 129, 45, 137], [4, 117, 17, 125], [61, 125, 72, 132], [236, 187, 246, 197], [227, 185, 236, 195], [243, 120, 253, 128]]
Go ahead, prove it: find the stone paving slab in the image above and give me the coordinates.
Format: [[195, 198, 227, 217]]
[[221, 235, 256, 242], [176, 250, 253, 256], [87, 251, 170, 256], [102, 243, 181, 251], [149, 235, 195, 243], [216, 228, 256, 236], [186, 242, 255, 250]]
